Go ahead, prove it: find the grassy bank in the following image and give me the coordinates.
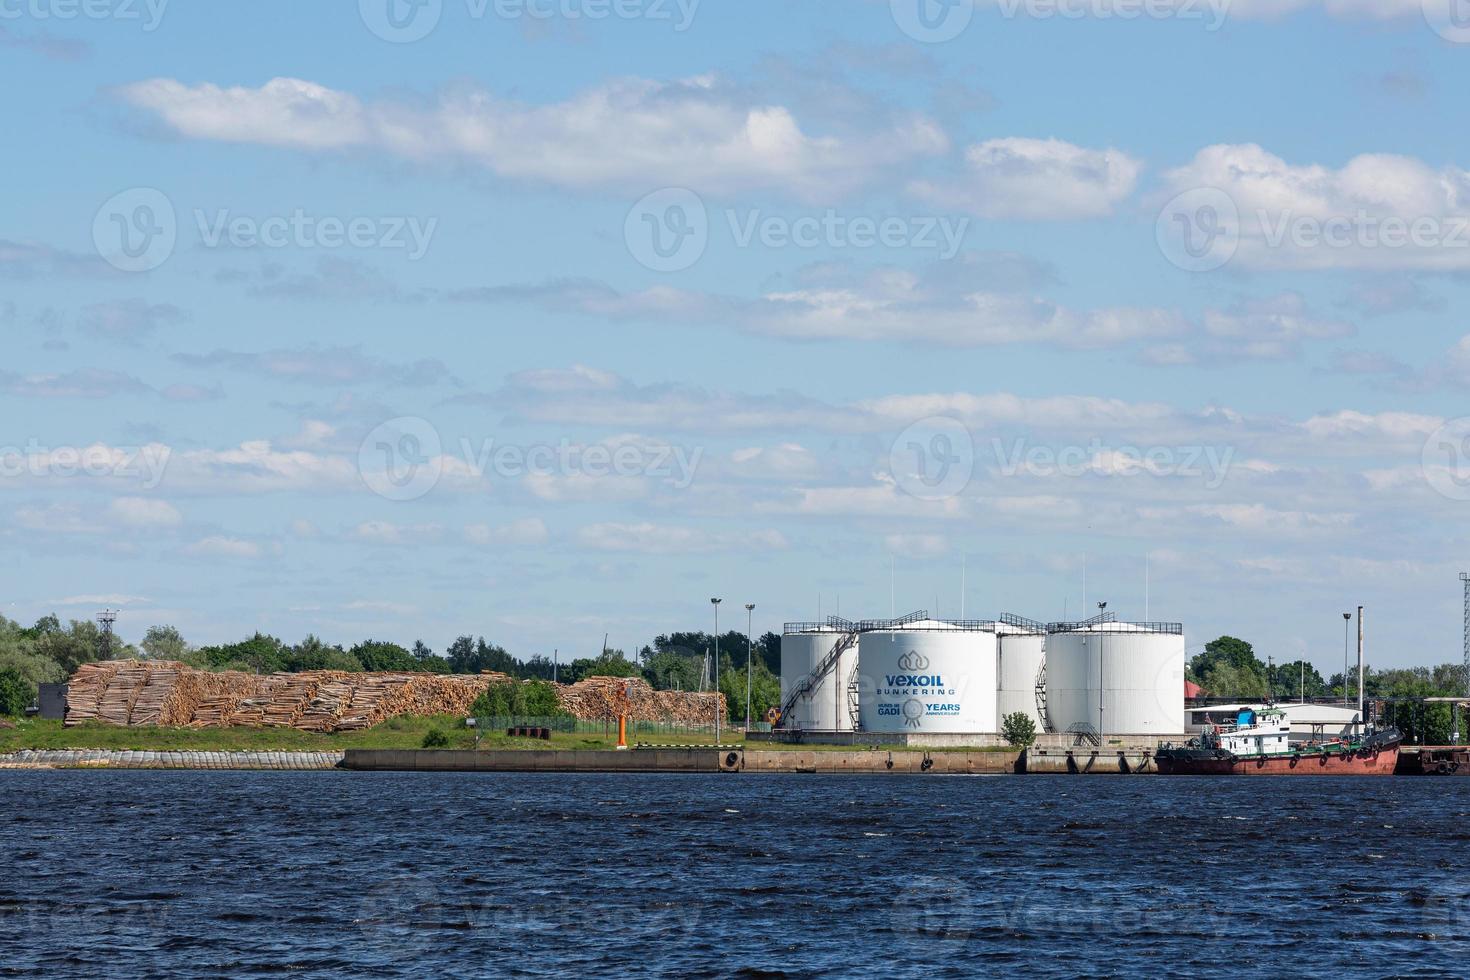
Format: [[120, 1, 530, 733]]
[[0, 718, 744, 753], [0, 719, 1023, 754]]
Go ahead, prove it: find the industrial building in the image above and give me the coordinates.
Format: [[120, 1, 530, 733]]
[[779, 610, 1186, 738]]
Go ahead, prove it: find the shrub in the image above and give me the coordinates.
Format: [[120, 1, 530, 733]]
[[1001, 712, 1038, 748], [470, 679, 567, 719], [0, 667, 35, 717], [421, 729, 450, 748]]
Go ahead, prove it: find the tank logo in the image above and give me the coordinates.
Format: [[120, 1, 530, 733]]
[[897, 651, 930, 671], [902, 699, 926, 728]]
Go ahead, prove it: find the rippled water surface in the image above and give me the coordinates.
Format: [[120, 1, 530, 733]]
[[3, 772, 1468, 977]]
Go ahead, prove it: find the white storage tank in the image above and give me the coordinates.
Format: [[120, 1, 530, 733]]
[[780, 624, 859, 732], [1044, 621, 1185, 737], [857, 619, 998, 734], [997, 625, 1046, 731]]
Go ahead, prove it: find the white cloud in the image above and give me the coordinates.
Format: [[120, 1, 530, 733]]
[[884, 533, 950, 558], [45, 593, 150, 606], [473, 261, 1189, 350], [351, 521, 444, 545], [465, 518, 549, 547], [1159, 144, 1470, 270], [576, 522, 788, 554], [78, 299, 185, 344], [910, 137, 1141, 220], [108, 497, 183, 527], [1222, 0, 1425, 20], [118, 75, 948, 200], [184, 536, 262, 559]]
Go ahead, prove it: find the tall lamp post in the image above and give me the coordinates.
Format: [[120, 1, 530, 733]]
[[711, 598, 722, 744], [744, 603, 755, 733], [1342, 612, 1352, 705], [1096, 601, 1107, 737]]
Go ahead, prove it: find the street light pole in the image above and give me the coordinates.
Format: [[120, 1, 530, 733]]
[[745, 603, 755, 733], [1097, 601, 1107, 737], [711, 598, 722, 744]]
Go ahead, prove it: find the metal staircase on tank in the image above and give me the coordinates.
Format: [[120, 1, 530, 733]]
[[1067, 722, 1101, 747], [779, 619, 860, 727], [846, 661, 862, 731], [1034, 661, 1050, 733]]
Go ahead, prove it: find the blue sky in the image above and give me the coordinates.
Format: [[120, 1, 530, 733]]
[[5, 0, 1470, 674]]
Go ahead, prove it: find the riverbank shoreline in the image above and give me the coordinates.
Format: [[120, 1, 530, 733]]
[[0, 749, 343, 770]]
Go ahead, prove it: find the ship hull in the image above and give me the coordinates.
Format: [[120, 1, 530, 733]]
[[1156, 744, 1400, 776]]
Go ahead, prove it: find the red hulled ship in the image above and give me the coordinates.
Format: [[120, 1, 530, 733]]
[[1156, 707, 1401, 776]]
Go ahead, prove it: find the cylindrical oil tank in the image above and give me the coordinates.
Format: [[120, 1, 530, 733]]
[[997, 631, 1046, 730], [857, 622, 997, 733], [1044, 624, 1185, 736], [780, 627, 858, 732]]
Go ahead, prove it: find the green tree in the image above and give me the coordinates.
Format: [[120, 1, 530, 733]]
[[141, 625, 189, 662], [1001, 712, 1037, 748], [445, 636, 518, 675], [643, 647, 703, 692], [565, 650, 640, 684], [0, 667, 34, 716], [1201, 662, 1269, 700], [287, 635, 363, 673], [350, 640, 420, 672], [34, 618, 105, 675], [723, 654, 781, 725], [470, 679, 566, 719], [1269, 660, 1327, 700], [1189, 636, 1268, 698], [195, 633, 288, 673]]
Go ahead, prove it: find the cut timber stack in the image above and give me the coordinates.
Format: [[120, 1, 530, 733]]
[[64, 661, 727, 733], [555, 676, 725, 725]]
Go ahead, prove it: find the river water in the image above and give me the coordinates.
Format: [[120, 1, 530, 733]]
[[2, 772, 1467, 977]]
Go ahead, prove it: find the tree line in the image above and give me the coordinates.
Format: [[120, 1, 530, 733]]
[[0, 614, 787, 723], [1189, 635, 1469, 743]]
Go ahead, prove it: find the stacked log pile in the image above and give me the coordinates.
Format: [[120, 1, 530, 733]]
[[64, 661, 725, 732], [555, 676, 725, 725]]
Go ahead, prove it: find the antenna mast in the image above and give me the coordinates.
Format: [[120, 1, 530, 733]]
[[97, 609, 118, 660]]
